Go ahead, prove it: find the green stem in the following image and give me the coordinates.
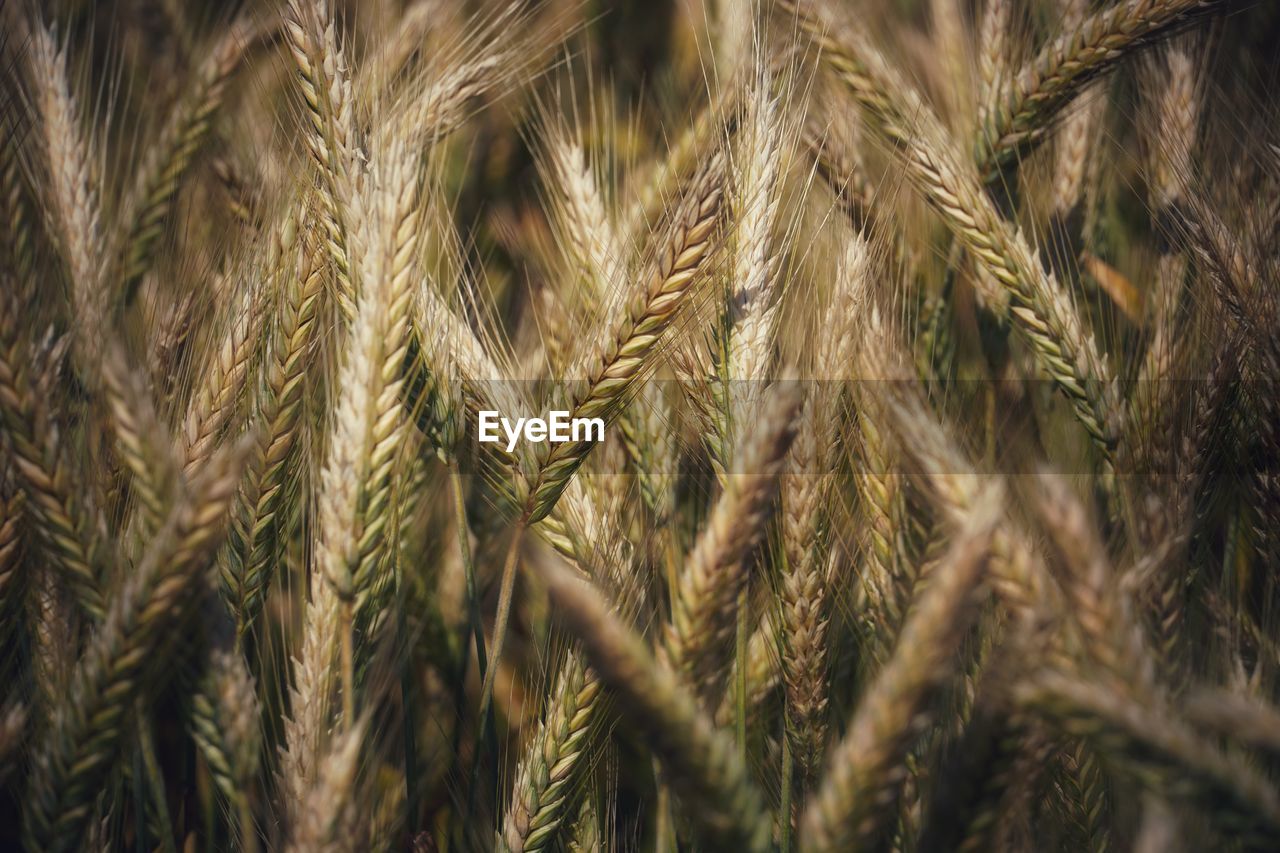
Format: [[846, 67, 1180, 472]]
[[477, 521, 524, 732], [781, 724, 793, 853], [450, 464, 488, 681]]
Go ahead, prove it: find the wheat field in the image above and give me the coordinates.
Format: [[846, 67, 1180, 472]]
[[1, 0, 1279, 850]]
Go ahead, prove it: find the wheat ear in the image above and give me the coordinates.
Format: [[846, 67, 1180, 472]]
[[1018, 670, 1280, 841], [102, 352, 177, 538], [24, 436, 249, 853], [665, 381, 803, 703], [0, 289, 105, 619], [116, 17, 259, 299], [284, 0, 361, 320], [28, 20, 109, 380], [523, 152, 724, 520], [377, 3, 547, 154], [779, 235, 869, 778], [473, 155, 725, 730], [799, 488, 998, 852], [287, 717, 368, 853], [0, 105, 35, 290], [976, 0, 1225, 183], [779, 395, 832, 780], [542, 114, 623, 313], [0, 491, 24, 641], [227, 214, 326, 635], [191, 644, 261, 848], [790, 0, 1120, 456], [500, 652, 603, 852], [282, 139, 419, 808], [1031, 471, 1155, 690], [724, 67, 783, 406], [1049, 0, 1106, 220], [976, 0, 1014, 134], [181, 279, 267, 482], [1131, 40, 1201, 483], [533, 558, 774, 852]]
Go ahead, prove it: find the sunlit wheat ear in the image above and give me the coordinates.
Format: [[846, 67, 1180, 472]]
[[500, 651, 603, 853], [287, 716, 368, 853], [27, 19, 109, 381], [285, 0, 362, 320], [799, 485, 999, 853], [789, 0, 1119, 459], [115, 17, 261, 300], [533, 558, 774, 853], [975, 0, 1014, 135], [537, 150, 722, 477], [665, 381, 802, 704], [539, 109, 623, 318], [24, 435, 250, 853], [721, 63, 784, 434], [283, 136, 420, 810]]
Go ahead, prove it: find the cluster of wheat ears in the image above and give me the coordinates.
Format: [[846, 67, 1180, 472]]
[[1, 0, 1279, 849]]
